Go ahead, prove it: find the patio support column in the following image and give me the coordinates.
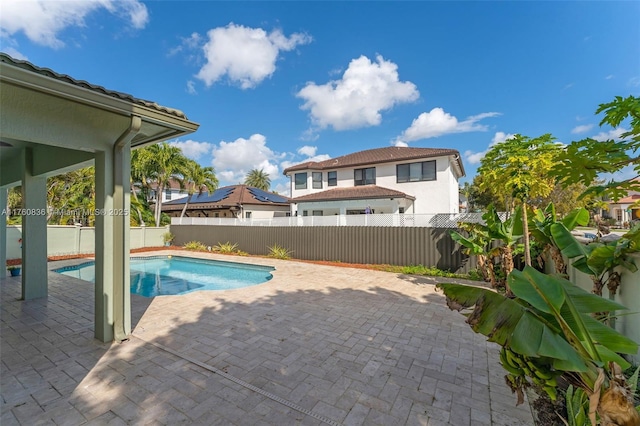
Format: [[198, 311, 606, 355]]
[[95, 149, 115, 342], [112, 139, 131, 341], [21, 148, 48, 299], [94, 116, 139, 343], [0, 187, 7, 279]]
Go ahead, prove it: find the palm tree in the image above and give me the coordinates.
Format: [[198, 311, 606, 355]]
[[137, 142, 189, 226], [180, 160, 219, 218], [244, 168, 271, 191]]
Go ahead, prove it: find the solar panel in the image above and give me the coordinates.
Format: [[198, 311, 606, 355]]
[[194, 187, 234, 203], [247, 187, 289, 204]]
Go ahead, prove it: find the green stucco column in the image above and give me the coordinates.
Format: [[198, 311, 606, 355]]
[[95, 149, 114, 342], [0, 187, 7, 279], [94, 144, 131, 343], [113, 142, 131, 341], [21, 148, 48, 299]]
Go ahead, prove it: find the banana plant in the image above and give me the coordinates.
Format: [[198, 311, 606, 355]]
[[437, 266, 639, 424], [451, 204, 523, 293], [451, 222, 496, 286], [530, 203, 590, 274], [550, 223, 639, 297]]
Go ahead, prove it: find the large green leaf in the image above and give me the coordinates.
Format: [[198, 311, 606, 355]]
[[437, 281, 588, 371], [562, 281, 628, 313], [550, 223, 590, 260], [450, 231, 485, 255], [562, 207, 590, 230], [436, 284, 521, 344], [509, 267, 565, 313]]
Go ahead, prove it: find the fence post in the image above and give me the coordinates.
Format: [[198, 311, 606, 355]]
[[75, 224, 82, 254]]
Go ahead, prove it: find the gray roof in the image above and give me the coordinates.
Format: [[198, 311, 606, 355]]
[[0, 53, 188, 119]]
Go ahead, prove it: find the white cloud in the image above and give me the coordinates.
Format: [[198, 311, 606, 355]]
[[2, 47, 27, 60], [297, 146, 317, 157], [168, 32, 202, 57], [628, 77, 640, 88], [571, 124, 593, 134], [592, 127, 627, 142], [492, 131, 515, 144], [196, 23, 311, 89], [212, 134, 283, 183], [273, 182, 291, 197], [395, 108, 500, 144], [605, 75, 614, 80], [464, 131, 515, 165], [394, 141, 408, 147], [186, 81, 197, 95], [296, 54, 419, 131], [563, 83, 575, 90], [0, 0, 148, 49], [280, 147, 330, 172], [169, 140, 212, 159]]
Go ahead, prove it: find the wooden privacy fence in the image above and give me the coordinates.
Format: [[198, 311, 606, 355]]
[[170, 225, 476, 273]]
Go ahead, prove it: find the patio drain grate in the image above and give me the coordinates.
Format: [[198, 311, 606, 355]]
[[132, 334, 341, 426]]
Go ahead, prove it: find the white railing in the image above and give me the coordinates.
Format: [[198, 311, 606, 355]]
[[171, 213, 486, 228]]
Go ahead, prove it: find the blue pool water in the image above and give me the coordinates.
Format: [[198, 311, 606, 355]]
[[54, 256, 274, 297]]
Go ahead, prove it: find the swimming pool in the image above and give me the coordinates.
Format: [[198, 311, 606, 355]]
[[54, 256, 274, 297]]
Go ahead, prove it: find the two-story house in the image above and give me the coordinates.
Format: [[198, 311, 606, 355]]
[[283, 146, 465, 216]]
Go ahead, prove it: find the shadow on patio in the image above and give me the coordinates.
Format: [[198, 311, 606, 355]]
[[1, 261, 534, 425]]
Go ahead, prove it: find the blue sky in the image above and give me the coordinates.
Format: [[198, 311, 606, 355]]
[[1, 1, 639, 194]]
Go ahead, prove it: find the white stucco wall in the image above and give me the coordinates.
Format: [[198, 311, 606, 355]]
[[242, 204, 290, 219], [287, 155, 460, 215], [565, 254, 640, 364], [5, 225, 169, 259], [548, 252, 640, 364]]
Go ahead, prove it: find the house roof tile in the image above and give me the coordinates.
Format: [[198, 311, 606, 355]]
[[290, 185, 415, 203], [283, 146, 464, 175], [0, 53, 188, 119], [161, 184, 290, 211]]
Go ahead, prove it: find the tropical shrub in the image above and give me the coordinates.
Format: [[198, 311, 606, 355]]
[[213, 241, 239, 254], [183, 241, 207, 251], [267, 244, 292, 260]]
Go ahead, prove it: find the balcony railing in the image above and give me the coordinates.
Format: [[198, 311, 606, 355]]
[[171, 213, 488, 228]]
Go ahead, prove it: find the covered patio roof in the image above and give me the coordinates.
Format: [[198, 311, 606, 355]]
[[0, 53, 199, 342]]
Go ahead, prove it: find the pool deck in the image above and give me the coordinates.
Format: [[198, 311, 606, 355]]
[[1, 250, 535, 425]]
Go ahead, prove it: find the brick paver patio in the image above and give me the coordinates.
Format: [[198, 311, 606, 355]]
[[1, 251, 534, 425]]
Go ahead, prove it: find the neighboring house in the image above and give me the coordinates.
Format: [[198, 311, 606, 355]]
[[283, 146, 465, 216], [607, 178, 640, 226], [161, 184, 290, 219], [144, 179, 188, 204]]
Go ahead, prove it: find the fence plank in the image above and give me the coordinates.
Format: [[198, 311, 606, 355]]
[[171, 225, 476, 273]]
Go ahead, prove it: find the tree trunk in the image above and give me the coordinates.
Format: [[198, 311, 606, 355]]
[[522, 201, 532, 267], [180, 194, 192, 218], [154, 184, 163, 227], [502, 246, 514, 296], [549, 245, 567, 275]]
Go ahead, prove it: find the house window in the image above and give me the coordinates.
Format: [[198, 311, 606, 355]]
[[396, 160, 436, 183], [312, 172, 323, 189], [302, 210, 308, 216], [399, 207, 405, 214], [312, 210, 323, 216], [354, 167, 376, 186], [328, 171, 337, 187], [245, 211, 252, 219], [165, 188, 172, 200], [295, 173, 307, 189], [214, 212, 220, 218]]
